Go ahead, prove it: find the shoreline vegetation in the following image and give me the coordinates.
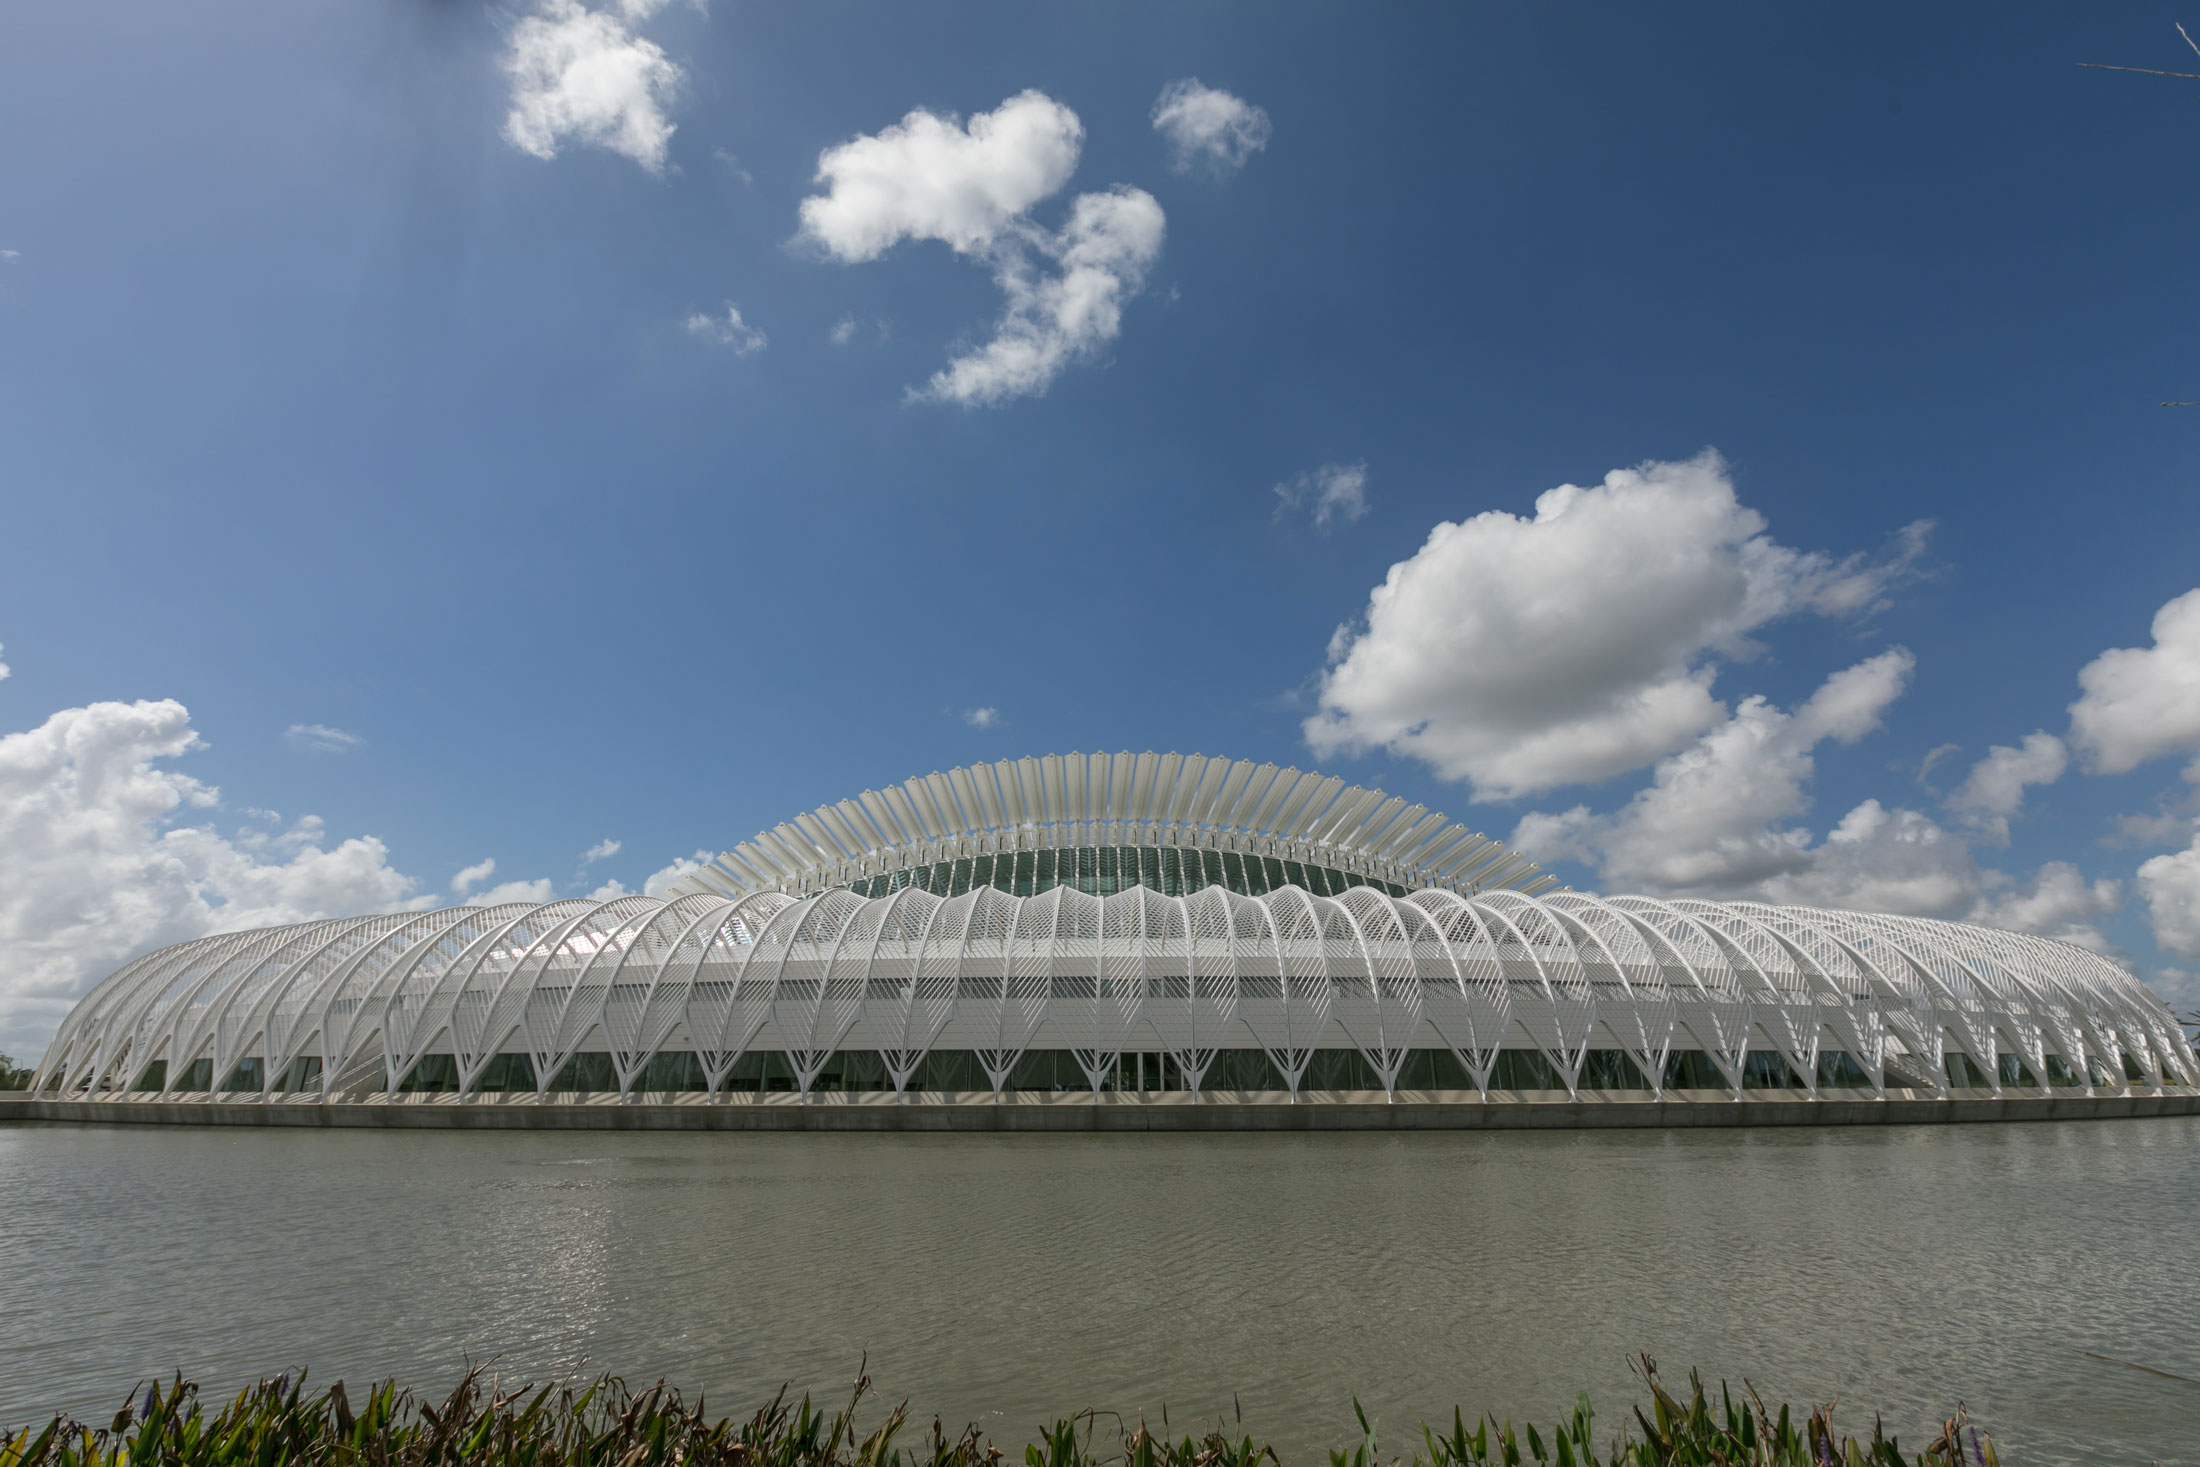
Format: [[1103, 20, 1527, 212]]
[[0, 1362, 1998, 1467]]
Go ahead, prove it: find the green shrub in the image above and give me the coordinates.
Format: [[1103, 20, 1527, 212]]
[[0, 1358, 1994, 1467]]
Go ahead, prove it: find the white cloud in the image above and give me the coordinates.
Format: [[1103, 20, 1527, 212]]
[[1510, 650, 1919, 896], [829, 315, 889, 346], [644, 850, 711, 893], [1509, 655, 2130, 937], [2139, 833, 2200, 960], [964, 706, 1000, 728], [797, 91, 1164, 407], [0, 697, 429, 1056], [1945, 731, 2066, 845], [461, 877, 557, 907], [285, 723, 364, 754], [1306, 452, 1931, 800], [451, 857, 497, 895], [588, 848, 714, 901], [581, 838, 622, 864], [2150, 966, 2200, 1013], [798, 91, 1084, 262], [1969, 861, 2121, 951], [0, 643, 10, 680], [2069, 587, 2200, 778], [686, 303, 767, 353], [503, 0, 682, 173], [2109, 807, 2196, 847], [712, 147, 753, 185], [1151, 79, 1272, 175], [915, 185, 1164, 407], [1915, 741, 1962, 787], [1274, 462, 1370, 532]]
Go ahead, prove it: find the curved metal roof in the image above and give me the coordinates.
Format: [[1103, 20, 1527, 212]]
[[30, 886, 2194, 1105], [668, 751, 1558, 901]]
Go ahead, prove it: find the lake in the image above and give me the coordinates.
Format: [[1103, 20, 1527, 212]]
[[2, 1119, 2195, 1464]]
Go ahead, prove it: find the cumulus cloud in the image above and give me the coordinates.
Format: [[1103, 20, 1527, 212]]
[[1274, 462, 1370, 532], [581, 838, 622, 864], [451, 857, 497, 895], [1509, 656, 2127, 941], [2139, 833, 2200, 960], [1306, 452, 1931, 800], [0, 643, 10, 680], [1970, 861, 2121, 952], [503, 0, 683, 173], [461, 877, 557, 907], [2150, 966, 2200, 1013], [1510, 650, 1920, 896], [2069, 586, 2200, 779], [1945, 731, 2066, 845], [686, 303, 767, 353], [1151, 79, 1272, 175], [797, 91, 1165, 407], [964, 706, 1001, 728], [587, 848, 715, 901], [799, 91, 1083, 262], [916, 186, 1164, 406], [286, 723, 364, 754], [0, 697, 429, 1056]]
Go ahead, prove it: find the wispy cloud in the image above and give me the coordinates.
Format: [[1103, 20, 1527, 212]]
[[1273, 462, 1370, 532], [581, 838, 622, 864], [1152, 80, 1272, 175], [687, 303, 768, 353], [829, 315, 889, 346], [964, 706, 1000, 728], [286, 723, 364, 754]]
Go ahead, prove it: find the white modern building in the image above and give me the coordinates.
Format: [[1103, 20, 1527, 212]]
[[28, 752, 2197, 1117]]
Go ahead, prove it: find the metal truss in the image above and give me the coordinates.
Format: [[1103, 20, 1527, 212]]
[[35, 887, 2194, 1106]]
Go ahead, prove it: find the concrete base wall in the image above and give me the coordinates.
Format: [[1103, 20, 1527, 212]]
[[5, 1089, 2197, 1131]]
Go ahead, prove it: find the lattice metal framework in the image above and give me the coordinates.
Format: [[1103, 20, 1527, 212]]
[[35, 889, 2193, 1105], [669, 752, 1560, 901]]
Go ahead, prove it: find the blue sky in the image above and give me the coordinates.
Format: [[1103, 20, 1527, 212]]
[[5, 2, 2200, 1053]]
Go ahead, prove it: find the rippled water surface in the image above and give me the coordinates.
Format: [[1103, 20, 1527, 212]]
[[3, 1119, 2197, 1463]]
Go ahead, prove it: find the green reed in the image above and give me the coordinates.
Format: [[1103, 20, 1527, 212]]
[[0, 1358, 1994, 1467]]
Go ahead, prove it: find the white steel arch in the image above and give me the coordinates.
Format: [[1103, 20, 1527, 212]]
[[674, 751, 1560, 902], [34, 890, 2197, 1108]]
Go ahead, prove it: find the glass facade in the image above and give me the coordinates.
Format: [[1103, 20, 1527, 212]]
[[842, 845, 1408, 901], [381, 1046, 1890, 1096]]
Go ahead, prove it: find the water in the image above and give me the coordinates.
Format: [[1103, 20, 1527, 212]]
[[3, 1120, 2197, 1464]]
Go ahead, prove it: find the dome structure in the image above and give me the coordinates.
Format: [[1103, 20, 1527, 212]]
[[29, 753, 2196, 1112], [668, 751, 1561, 902]]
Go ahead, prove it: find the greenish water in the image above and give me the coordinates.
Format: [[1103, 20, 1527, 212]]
[[2, 1120, 2195, 1464]]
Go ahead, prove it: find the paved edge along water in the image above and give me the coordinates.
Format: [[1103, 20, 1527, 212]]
[[5, 1091, 2198, 1128]]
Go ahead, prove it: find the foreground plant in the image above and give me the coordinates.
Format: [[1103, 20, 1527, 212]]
[[0, 1358, 1993, 1467]]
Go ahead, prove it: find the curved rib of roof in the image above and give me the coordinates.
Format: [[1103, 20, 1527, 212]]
[[32, 895, 2197, 1108], [667, 751, 1559, 902]]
